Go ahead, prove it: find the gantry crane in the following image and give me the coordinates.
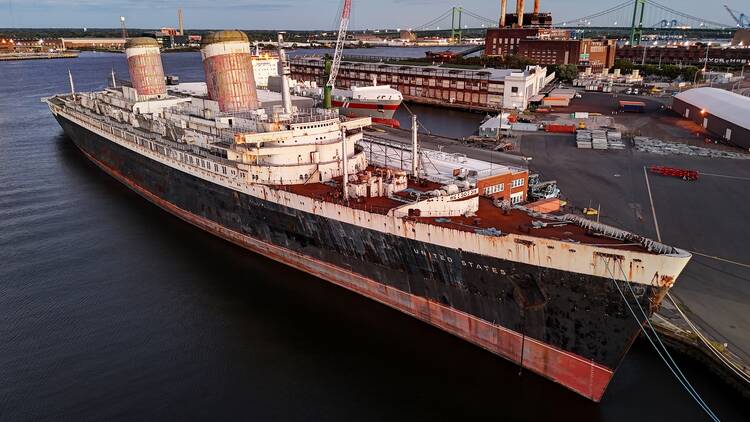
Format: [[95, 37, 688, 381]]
[[724, 5, 750, 28]]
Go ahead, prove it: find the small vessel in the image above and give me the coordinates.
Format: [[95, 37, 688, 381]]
[[331, 82, 403, 127]]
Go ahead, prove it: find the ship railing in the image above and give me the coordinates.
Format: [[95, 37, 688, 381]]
[[67, 106, 241, 172], [515, 205, 679, 255]]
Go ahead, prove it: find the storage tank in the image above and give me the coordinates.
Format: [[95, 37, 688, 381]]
[[200, 30, 258, 113], [125, 37, 167, 100]]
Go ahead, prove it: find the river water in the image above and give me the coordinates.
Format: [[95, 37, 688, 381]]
[[0, 51, 746, 421]]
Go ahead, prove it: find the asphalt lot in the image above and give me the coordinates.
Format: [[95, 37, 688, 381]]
[[541, 91, 730, 145], [520, 133, 750, 362]]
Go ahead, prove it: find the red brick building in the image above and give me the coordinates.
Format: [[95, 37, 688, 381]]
[[484, 28, 616, 71], [519, 39, 616, 70], [476, 168, 529, 204]]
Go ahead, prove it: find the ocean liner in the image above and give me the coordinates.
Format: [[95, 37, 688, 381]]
[[46, 32, 691, 401]]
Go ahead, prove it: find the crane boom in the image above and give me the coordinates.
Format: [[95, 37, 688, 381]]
[[327, 0, 351, 88], [725, 5, 750, 27]]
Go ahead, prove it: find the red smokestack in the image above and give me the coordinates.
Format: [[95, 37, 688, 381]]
[[534, 0, 540, 15], [500, 0, 507, 27], [516, 0, 525, 28], [200, 30, 259, 113], [125, 37, 166, 100]]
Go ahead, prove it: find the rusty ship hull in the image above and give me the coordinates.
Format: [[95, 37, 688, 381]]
[[54, 112, 668, 401]]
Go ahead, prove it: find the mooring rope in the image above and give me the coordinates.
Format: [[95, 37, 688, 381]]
[[602, 258, 720, 422]]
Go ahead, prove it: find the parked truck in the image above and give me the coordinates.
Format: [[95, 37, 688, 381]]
[[619, 100, 646, 113]]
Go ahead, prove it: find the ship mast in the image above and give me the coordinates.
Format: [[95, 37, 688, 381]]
[[277, 32, 293, 115]]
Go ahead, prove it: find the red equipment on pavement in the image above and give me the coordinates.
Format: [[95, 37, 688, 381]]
[[649, 165, 699, 181]]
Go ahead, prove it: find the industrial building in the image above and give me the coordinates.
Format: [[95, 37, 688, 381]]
[[289, 58, 553, 111], [672, 88, 750, 149], [60, 38, 127, 50], [616, 45, 750, 66], [484, 1, 615, 71], [485, 29, 616, 71]]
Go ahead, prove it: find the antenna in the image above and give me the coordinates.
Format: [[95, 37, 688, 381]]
[[120, 16, 128, 39]]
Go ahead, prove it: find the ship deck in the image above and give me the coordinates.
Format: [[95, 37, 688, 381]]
[[281, 177, 656, 254]]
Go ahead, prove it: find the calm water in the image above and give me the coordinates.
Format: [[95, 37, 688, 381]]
[[0, 52, 747, 422]]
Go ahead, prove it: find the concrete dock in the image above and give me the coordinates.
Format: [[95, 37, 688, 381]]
[[0, 52, 80, 61]]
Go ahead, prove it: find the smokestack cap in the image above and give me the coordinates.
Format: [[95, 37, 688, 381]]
[[201, 30, 249, 47], [125, 37, 160, 49]]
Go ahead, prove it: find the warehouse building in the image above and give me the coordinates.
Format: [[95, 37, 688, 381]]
[[672, 88, 750, 149], [290, 58, 554, 111]]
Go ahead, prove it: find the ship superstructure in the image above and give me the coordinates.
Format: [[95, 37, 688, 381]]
[[46, 32, 691, 402]]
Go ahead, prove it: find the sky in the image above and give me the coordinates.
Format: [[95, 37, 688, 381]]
[[1, 0, 746, 30]]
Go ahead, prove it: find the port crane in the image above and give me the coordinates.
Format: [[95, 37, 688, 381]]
[[724, 5, 750, 28], [324, 0, 352, 108]]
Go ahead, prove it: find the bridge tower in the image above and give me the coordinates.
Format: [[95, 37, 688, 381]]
[[451, 6, 463, 44], [630, 0, 646, 45]]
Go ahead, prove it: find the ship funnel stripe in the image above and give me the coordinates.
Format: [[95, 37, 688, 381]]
[[200, 41, 252, 60], [125, 45, 161, 59]]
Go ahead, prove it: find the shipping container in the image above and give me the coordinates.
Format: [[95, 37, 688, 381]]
[[511, 122, 540, 132], [542, 97, 570, 107], [545, 124, 577, 133]]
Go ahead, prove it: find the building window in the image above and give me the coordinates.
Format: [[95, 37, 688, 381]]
[[511, 87, 519, 93], [511, 178, 525, 188], [484, 184, 505, 195]]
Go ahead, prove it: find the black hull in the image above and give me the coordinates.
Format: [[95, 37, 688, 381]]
[[55, 114, 660, 398]]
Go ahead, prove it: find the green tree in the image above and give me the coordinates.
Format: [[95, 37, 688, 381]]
[[556, 64, 578, 81]]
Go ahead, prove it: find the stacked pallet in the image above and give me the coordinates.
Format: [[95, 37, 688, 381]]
[[607, 131, 626, 150], [576, 130, 592, 149], [592, 130, 608, 150]]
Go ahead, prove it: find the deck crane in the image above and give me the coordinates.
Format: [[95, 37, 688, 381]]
[[724, 5, 750, 28], [323, 0, 352, 109]]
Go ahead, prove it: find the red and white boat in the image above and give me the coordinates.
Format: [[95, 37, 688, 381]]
[[332, 83, 403, 127]]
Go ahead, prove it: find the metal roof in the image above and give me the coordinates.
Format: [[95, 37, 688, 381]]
[[674, 87, 750, 129]]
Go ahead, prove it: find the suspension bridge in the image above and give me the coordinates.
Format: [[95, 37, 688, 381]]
[[399, 1, 738, 44]]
